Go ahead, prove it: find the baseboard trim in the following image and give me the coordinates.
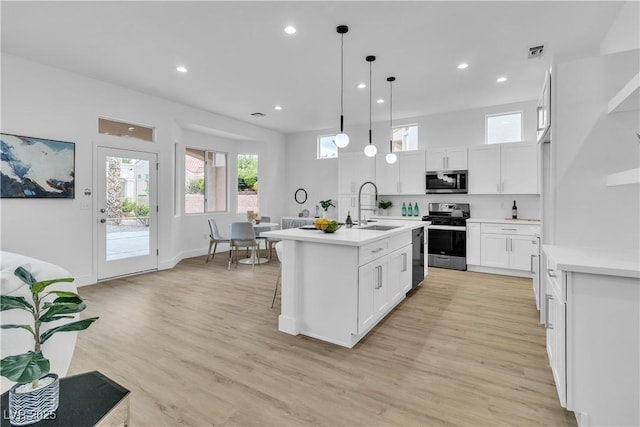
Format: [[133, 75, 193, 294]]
[[467, 264, 533, 278]]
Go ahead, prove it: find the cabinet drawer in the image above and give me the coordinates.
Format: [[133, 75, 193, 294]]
[[359, 239, 389, 265], [545, 264, 566, 303], [388, 233, 412, 253], [481, 223, 540, 235]]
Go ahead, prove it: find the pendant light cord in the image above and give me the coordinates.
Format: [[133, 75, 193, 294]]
[[340, 33, 344, 119], [369, 59, 372, 144]]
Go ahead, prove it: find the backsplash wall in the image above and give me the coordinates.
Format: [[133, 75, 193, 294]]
[[376, 194, 540, 220]]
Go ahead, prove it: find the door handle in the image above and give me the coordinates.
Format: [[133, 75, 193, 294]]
[[100, 219, 106, 223], [545, 294, 554, 329], [530, 254, 536, 273], [378, 265, 382, 289], [100, 208, 106, 213]]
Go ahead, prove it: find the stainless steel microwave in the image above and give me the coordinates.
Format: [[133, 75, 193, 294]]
[[425, 170, 468, 194]]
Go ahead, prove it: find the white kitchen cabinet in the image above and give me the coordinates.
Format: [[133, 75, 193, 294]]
[[466, 222, 481, 266], [480, 223, 539, 272], [426, 146, 467, 171], [544, 262, 566, 408], [338, 152, 376, 194], [537, 69, 551, 143], [388, 245, 412, 304], [358, 260, 389, 334], [375, 151, 425, 195], [542, 246, 640, 426], [468, 142, 538, 194]]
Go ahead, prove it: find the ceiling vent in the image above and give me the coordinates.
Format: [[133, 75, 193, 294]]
[[251, 112, 266, 117], [528, 45, 544, 58]]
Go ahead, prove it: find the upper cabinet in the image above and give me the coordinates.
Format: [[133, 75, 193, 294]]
[[468, 142, 539, 195], [426, 146, 468, 171], [537, 69, 552, 143], [375, 151, 426, 195], [338, 152, 376, 194]]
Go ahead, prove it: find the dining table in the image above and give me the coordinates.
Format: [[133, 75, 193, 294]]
[[237, 222, 279, 265]]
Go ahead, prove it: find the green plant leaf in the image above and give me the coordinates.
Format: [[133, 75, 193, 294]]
[[0, 351, 49, 384], [39, 302, 86, 322], [0, 295, 33, 312], [40, 317, 99, 343], [49, 295, 83, 305], [14, 266, 36, 286], [46, 291, 82, 299], [1, 324, 35, 336], [30, 278, 74, 295]]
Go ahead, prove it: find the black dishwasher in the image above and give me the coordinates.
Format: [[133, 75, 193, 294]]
[[411, 226, 425, 290]]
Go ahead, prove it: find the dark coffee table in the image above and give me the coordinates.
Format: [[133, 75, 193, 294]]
[[1, 371, 130, 426]]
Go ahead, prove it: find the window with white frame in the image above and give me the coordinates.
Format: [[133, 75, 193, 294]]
[[486, 112, 523, 144], [237, 153, 259, 213], [185, 148, 227, 214], [391, 125, 418, 151], [317, 135, 338, 159]]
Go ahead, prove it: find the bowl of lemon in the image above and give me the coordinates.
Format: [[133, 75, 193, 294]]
[[315, 218, 341, 233]]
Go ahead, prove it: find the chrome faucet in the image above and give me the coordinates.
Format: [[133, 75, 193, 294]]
[[357, 181, 378, 226]]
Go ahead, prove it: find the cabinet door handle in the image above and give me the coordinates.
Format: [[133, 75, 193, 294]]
[[545, 294, 553, 329], [497, 183, 501, 193], [505, 239, 509, 252], [372, 247, 384, 253], [536, 106, 544, 131], [376, 265, 382, 289], [402, 253, 407, 272], [501, 228, 517, 231], [530, 254, 536, 273]]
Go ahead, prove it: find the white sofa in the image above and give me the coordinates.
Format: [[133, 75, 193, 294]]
[[0, 251, 79, 393]]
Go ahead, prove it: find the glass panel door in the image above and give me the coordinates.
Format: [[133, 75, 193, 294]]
[[97, 147, 157, 280]]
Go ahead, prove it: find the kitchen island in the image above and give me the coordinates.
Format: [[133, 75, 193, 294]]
[[262, 220, 426, 348]]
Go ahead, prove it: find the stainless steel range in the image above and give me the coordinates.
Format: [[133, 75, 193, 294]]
[[422, 203, 470, 271]]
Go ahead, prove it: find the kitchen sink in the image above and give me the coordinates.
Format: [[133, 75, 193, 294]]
[[359, 225, 401, 231]]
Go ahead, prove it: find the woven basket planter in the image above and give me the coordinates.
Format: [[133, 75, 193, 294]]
[[8, 374, 59, 426]]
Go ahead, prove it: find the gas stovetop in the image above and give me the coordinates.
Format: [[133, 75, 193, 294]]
[[422, 203, 471, 226]]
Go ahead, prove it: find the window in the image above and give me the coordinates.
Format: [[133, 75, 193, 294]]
[[317, 135, 338, 159], [391, 125, 418, 151], [98, 117, 154, 142], [486, 112, 523, 144], [185, 148, 227, 214], [237, 154, 258, 213]]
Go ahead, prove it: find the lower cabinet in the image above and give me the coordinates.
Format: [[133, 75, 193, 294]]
[[478, 223, 539, 273], [544, 265, 566, 408], [358, 244, 411, 334]]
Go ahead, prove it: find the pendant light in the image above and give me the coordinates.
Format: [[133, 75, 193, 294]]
[[364, 55, 377, 157], [385, 76, 398, 164], [334, 25, 350, 148]]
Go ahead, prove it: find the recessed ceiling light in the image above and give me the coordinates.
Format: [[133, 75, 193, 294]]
[[284, 26, 296, 35], [356, 83, 367, 89], [274, 105, 283, 110], [457, 63, 469, 70], [496, 76, 508, 83], [176, 66, 187, 73], [376, 99, 384, 104]]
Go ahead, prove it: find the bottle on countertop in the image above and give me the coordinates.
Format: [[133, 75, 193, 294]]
[[407, 202, 413, 216], [345, 211, 353, 228], [512, 200, 518, 219], [401, 202, 407, 216], [414, 203, 419, 217]]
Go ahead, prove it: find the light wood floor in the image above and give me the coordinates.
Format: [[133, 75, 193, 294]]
[[70, 253, 577, 426]]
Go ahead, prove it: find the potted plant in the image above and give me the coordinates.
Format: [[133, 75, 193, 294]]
[[1, 267, 98, 426], [319, 199, 335, 218], [378, 200, 393, 215]]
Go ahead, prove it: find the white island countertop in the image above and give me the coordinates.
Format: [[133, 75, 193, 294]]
[[262, 219, 426, 246], [543, 245, 640, 279]]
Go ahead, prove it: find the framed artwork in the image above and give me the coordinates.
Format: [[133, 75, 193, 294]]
[[1, 133, 75, 198]]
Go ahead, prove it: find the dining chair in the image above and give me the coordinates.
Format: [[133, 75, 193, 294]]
[[255, 215, 281, 260], [254, 215, 271, 257], [229, 222, 260, 270], [271, 241, 283, 308], [206, 219, 230, 263]]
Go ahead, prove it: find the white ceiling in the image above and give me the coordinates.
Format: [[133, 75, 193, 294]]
[[1, 1, 624, 135]]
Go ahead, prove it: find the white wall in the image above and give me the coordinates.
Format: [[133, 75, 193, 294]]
[[600, 1, 640, 55], [0, 53, 286, 284], [553, 49, 639, 251], [285, 100, 539, 220]]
